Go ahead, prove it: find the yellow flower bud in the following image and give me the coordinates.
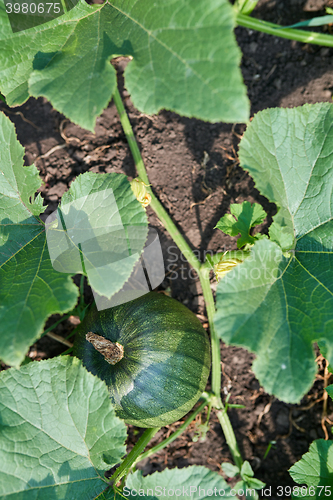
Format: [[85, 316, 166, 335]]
[[214, 257, 243, 281], [130, 177, 151, 209]]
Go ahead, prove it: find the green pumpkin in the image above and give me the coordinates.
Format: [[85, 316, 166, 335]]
[[73, 292, 211, 427]]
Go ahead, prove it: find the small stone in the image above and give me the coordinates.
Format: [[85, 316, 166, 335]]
[[276, 409, 289, 430], [48, 182, 67, 197], [303, 0, 325, 11], [69, 315, 81, 326], [232, 355, 242, 365], [320, 48, 330, 57]]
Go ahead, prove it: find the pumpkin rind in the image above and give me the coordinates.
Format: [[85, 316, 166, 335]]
[[73, 292, 211, 427]]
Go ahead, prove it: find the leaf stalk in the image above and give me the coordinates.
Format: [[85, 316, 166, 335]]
[[110, 428, 160, 486], [112, 87, 202, 274], [133, 397, 208, 467], [236, 13, 333, 47]]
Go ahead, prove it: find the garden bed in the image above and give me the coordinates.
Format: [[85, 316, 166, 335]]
[[1, 0, 333, 495]]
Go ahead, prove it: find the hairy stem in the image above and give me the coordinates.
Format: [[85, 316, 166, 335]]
[[236, 12, 333, 47], [113, 87, 201, 273], [113, 86, 244, 470], [199, 266, 243, 469], [216, 410, 243, 470], [112, 88, 149, 186], [60, 0, 68, 13], [198, 267, 222, 408], [111, 428, 160, 485], [133, 398, 208, 467]]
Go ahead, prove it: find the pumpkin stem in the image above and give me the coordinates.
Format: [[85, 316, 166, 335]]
[[86, 332, 124, 365]]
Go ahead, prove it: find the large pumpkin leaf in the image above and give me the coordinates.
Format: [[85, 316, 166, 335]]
[[0, 356, 127, 499], [0, 0, 249, 131], [214, 103, 333, 403], [125, 467, 233, 499], [0, 0, 11, 43], [100, 466, 233, 499], [289, 440, 333, 496], [0, 111, 147, 367], [0, 111, 78, 367], [48, 171, 148, 300]]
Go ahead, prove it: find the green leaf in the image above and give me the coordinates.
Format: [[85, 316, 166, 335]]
[[0, 111, 78, 367], [240, 460, 265, 490], [47, 171, 148, 299], [215, 201, 267, 248], [268, 221, 295, 252], [0, 356, 127, 499], [0, 0, 249, 131], [244, 478, 266, 490], [240, 460, 254, 478], [318, 341, 333, 374], [0, 0, 12, 40], [289, 440, 333, 495], [234, 0, 259, 15], [233, 481, 246, 492], [122, 466, 233, 499], [280, 15, 333, 29], [233, 481, 258, 500], [0, 112, 44, 217], [326, 384, 333, 400], [221, 462, 240, 478], [215, 103, 333, 403]]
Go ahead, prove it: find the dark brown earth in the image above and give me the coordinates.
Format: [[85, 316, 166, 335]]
[[2, 0, 333, 497]]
